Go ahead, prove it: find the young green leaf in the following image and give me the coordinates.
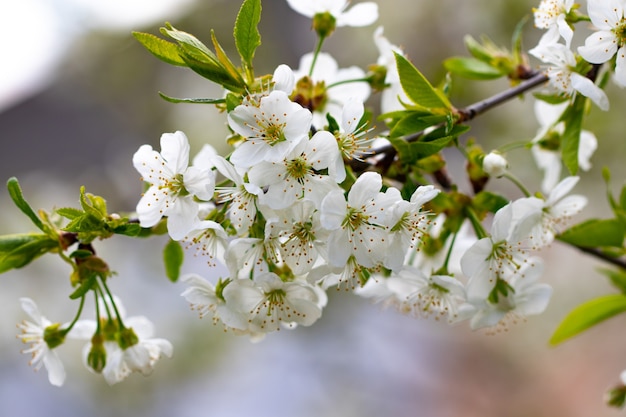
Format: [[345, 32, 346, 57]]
[[210, 30, 246, 86], [550, 294, 626, 345], [234, 0, 262, 70], [443, 57, 504, 80], [394, 52, 451, 111], [558, 218, 625, 248], [560, 95, 585, 175], [7, 177, 44, 232], [132, 32, 186, 67], [0, 233, 59, 274], [163, 239, 184, 282], [158, 92, 226, 104]]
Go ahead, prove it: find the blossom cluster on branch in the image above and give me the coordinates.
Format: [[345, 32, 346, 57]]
[[4, 0, 626, 407]]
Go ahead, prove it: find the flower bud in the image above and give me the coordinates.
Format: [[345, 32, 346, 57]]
[[87, 333, 107, 373], [482, 152, 508, 178], [312, 12, 337, 38]]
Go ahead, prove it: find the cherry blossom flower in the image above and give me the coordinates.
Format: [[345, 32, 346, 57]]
[[358, 267, 472, 323], [182, 219, 229, 267], [72, 297, 173, 385], [265, 201, 330, 275], [531, 100, 598, 193], [228, 90, 312, 168], [247, 130, 343, 210], [383, 185, 440, 271], [513, 176, 587, 249], [293, 52, 370, 128], [16, 298, 67, 386], [286, 0, 378, 28], [320, 171, 400, 271], [467, 259, 552, 331], [222, 273, 326, 333], [180, 274, 251, 332], [460, 202, 537, 302], [132, 131, 216, 240], [578, 0, 626, 86], [213, 155, 263, 234], [533, 0, 574, 47], [529, 42, 609, 110]]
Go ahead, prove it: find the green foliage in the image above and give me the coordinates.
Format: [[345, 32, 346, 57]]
[[7, 177, 46, 232], [558, 218, 625, 248], [234, 0, 262, 77], [600, 268, 626, 295], [131, 32, 187, 67], [559, 94, 585, 175], [443, 57, 504, 80], [394, 52, 451, 112], [0, 233, 59, 274], [472, 191, 509, 215], [158, 92, 226, 104], [60, 187, 141, 242], [389, 124, 469, 165], [550, 294, 626, 345], [163, 239, 184, 282], [158, 23, 246, 93]]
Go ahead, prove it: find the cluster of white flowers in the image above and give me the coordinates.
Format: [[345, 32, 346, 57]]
[[16, 297, 172, 386], [15, 0, 610, 387], [528, 0, 623, 192]]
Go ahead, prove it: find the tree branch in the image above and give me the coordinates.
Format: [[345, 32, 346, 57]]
[[569, 245, 626, 270], [353, 71, 549, 166]]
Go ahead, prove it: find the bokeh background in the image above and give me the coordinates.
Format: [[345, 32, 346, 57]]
[[1, 1, 626, 416]]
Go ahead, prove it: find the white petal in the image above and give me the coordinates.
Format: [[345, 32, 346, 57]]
[[570, 72, 609, 111], [347, 171, 381, 206], [285, 0, 316, 17], [587, 0, 623, 29], [160, 131, 190, 174], [320, 190, 347, 230], [578, 31, 618, 64], [578, 130, 598, 171], [19, 297, 43, 324], [273, 64, 295, 93], [43, 350, 66, 387], [336, 2, 378, 27]]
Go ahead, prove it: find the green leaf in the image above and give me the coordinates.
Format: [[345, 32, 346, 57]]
[[560, 95, 585, 175], [7, 177, 44, 232], [56, 207, 83, 220], [394, 52, 451, 111], [550, 294, 626, 345], [443, 57, 504, 80], [211, 30, 246, 86], [158, 91, 226, 104], [558, 218, 625, 248], [132, 31, 186, 67], [234, 0, 262, 70], [163, 239, 184, 282], [472, 191, 509, 214], [389, 112, 446, 138], [0, 233, 58, 274], [390, 125, 468, 164], [111, 223, 142, 237]]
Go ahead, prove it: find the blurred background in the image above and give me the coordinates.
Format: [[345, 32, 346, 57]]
[[1, 1, 626, 416]]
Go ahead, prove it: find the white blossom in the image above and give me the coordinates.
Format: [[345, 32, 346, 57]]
[[16, 298, 67, 386], [286, 0, 378, 27], [132, 131, 216, 240], [578, 0, 626, 86], [529, 42, 609, 110], [533, 0, 574, 47], [468, 259, 552, 331], [228, 90, 313, 168], [293, 52, 371, 128], [482, 152, 509, 178], [373, 26, 410, 113], [531, 100, 598, 192], [222, 273, 326, 334], [248, 130, 343, 210]]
